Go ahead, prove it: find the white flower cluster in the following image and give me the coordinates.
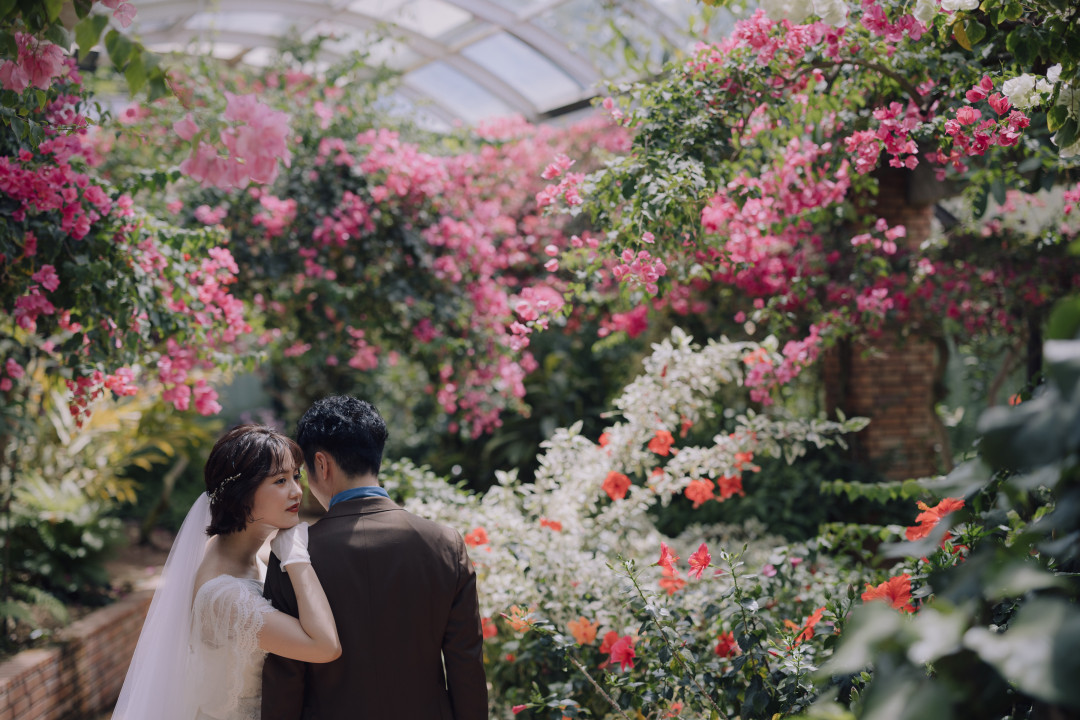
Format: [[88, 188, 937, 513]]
[[760, 0, 849, 25], [383, 328, 869, 636]]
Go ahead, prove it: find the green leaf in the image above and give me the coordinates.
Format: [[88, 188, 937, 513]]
[[1003, 0, 1023, 20], [10, 115, 25, 140], [43, 0, 64, 22], [1006, 26, 1038, 66], [147, 69, 170, 102], [1049, 105, 1069, 133], [953, 20, 972, 51], [43, 22, 72, 50], [73, 0, 92, 19], [0, 0, 17, 20], [0, 30, 16, 57], [964, 598, 1080, 707], [124, 51, 146, 94], [990, 178, 1006, 205], [1055, 118, 1080, 153], [75, 14, 109, 60], [104, 29, 134, 68], [1047, 295, 1080, 340], [963, 18, 987, 47]]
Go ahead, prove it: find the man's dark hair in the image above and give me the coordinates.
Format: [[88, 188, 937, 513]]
[[295, 396, 389, 478], [204, 424, 303, 536]]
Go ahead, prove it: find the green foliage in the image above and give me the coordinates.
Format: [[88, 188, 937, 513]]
[[6, 474, 122, 601], [822, 336, 1080, 718], [0, 385, 219, 648]]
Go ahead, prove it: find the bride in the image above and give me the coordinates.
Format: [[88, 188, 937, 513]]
[[113, 424, 341, 720]]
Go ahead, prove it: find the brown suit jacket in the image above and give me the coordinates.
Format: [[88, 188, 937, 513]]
[[261, 495, 487, 720]]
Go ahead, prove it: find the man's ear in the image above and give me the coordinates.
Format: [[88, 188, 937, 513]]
[[312, 450, 331, 484]]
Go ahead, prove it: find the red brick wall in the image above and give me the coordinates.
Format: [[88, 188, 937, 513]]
[[824, 337, 946, 479], [0, 589, 152, 720], [823, 166, 948, 480]]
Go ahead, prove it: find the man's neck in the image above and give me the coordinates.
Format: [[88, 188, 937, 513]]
[[330, 473, 379, 497]]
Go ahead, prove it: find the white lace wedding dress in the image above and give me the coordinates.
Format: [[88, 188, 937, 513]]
[[189, 575, 274, 720], [113, 494, 276, 720]]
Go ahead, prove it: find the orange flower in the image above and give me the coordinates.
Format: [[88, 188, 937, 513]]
[[481, 616, 497, 639], [540, 517, 562, 532], [688, 542, 711, 580], [733, 451, 758, 472], [465, 526, 489, 546], [679, 416, 693, 437], [598, 431, 610, 447], [648, 429, 676, 456], [743, 347, 772, 366], [905, 497, 965, 541], [602, 471, 631, 500], [862, 574, 915, 613], [659, 565, 686, 595], [665, 701, 684, 718], [716, 474, 745, 500], [567, 616, 598, 645], [684, 478, 715, 508], [714, 631, 740, 658], [503, 605, 533, 632], [789, 605, 826, 645], [1008, 393, 1022, 406]]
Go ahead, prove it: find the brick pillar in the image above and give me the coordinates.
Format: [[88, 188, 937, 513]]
[[823, 166, 949, 480]]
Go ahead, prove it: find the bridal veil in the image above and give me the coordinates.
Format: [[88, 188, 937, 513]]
[[112, 492, 210, 720]]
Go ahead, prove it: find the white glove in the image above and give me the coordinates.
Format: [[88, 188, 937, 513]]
[[272, 522, 311, 570]]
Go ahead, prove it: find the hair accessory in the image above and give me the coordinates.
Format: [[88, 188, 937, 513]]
[[209, 472, 242, 504]]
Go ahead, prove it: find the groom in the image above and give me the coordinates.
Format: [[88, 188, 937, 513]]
[[262, 396, 487, 719]]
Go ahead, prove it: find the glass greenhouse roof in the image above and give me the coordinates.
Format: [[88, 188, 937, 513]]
[[124, 0, 734, 130]]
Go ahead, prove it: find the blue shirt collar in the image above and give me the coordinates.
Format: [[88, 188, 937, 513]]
[[328, 485, 390, 509]]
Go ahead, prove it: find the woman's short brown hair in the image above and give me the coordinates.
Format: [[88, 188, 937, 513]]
[[204, 424, 303, 536]]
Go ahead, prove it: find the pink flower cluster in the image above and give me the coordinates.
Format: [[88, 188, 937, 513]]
[[845, 101, 923, 174], [859, 0, 926, 42], [0, 143, 113, 240], [935, 76, 1029, 176], [0, 33, 67, 93], [743, 324, 826, 404], [312, 190, 375, 248], [535, 171, 585, 209], [612, 249, 668, 295], [252, 192, 298, 238], [509, 285, 566, 350], [700, 138, 851, 301], [157, 339, 221, 415], [100, 0, 137, 28], [176, 92, 292, 189]]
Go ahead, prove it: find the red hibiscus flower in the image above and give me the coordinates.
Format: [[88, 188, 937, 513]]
[[602, 471, 631, 500], [688, 542, 711, 580], [648, 429, 675, 456], [789, 605, 826, 646], [684, 478, 715, 508], [861, 574, 915, 613], [657, 542, 679, 572], [716, 474, 745, 500], [659, 565, 686, 595], [608, 635, 636, 672], [714, 631, 740, 658], [905, 497, 964, 541], [464, 526, 489, 546]]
